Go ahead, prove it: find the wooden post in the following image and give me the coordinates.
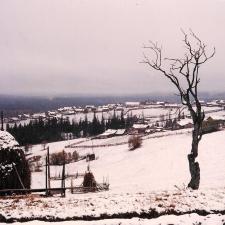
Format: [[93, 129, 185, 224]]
[[47, 147, 51, 191], [45, 156, 48, 196], [61, 150, 66, 197], [13, 163, 25, 189], [70, 178, 74, 194]]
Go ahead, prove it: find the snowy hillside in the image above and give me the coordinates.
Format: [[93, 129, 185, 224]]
[[30, 129, 225, 192], [1, 129, 225, 224]]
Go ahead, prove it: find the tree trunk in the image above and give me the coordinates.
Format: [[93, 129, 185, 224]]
[[188, 124, 200, 190]]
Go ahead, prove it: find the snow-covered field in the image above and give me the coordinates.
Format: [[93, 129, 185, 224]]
[[29, 128, 225, 192], [1, 129, 225, 224]]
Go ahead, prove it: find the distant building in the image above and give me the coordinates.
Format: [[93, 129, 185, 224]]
[[97, 106, 109, 112], [61, 132, 74, 140], [47, 111, 57, 117], [75, 108, 84, 113], [125, 102, 140, 107], [97, 129, 126, 139], [164, 103, 180, 108], [8, 117, 20, 123], [18, 114, 30, 120], [115, 106, 124, 111], [199, 100, 206, 106], [202, 116, 225, 134], [32, 113, 46, 120], [85, 105, 96, 112], [115, 129, 126, 136], [174, 119, 193, 129], [206, 101, 219, 107], [129, 124, 150, 134], [97, 129, 117, 139], [156, 101, 165, 106]]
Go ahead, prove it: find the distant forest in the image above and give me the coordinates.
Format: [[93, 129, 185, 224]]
[[7, 112, 135, 146]]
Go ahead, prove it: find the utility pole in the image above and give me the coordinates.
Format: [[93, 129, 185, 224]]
[[1, 111, 4, 131]]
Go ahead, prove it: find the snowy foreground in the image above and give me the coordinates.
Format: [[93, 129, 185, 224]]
[[5, 214, 225, 225], [1, 130, 225, 224]]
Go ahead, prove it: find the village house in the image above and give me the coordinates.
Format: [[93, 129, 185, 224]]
[[97, 129, 117, 139], [125, 102, 140, 108], [97, 129, 126, 139], [115, 106, 124, 111], [156, 101, 165, 106], [206, 100, 220, 107], [18, 114, 30, 120], [75, 107, 84, 113], [61, 132, 74, 140], [129, 124, 150, 134], [31, 112, 46, 120], [97, 106, 110, 112], [85, 105, 96, 112], [173, 119, 193, 129], [202, 115, 225, 133]]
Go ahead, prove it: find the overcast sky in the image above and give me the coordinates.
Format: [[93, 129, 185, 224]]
[[0, 0, 224, 96]]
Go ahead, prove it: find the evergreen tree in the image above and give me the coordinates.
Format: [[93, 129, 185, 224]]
[[0, 147, 31, 192]]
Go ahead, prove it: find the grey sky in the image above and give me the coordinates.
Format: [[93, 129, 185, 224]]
[[0, 0, 224, 96]]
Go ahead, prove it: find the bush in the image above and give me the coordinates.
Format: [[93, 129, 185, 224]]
[[128, 135, 142, 150], [50, 150, 79, 165], [0, 147, 31, 191]]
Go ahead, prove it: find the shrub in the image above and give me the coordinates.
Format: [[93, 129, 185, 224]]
[[72, 150, 79, 161], [128, 135, 142, 150], [50, 150, 79, 165], [0, 147, 31, 191]]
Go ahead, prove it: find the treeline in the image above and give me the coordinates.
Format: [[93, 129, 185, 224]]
[[7, 112, 135, 146]]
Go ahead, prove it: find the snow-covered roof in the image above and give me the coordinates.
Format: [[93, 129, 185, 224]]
[[97, 129, 117, 137], [0, 131, 19, 149], [125, 102, 140, 106], [85, 105, 95, 108], [58, 106, 74, 111], [116, 129, 126, 135], [32, 113, 46, 118], [75, 108, 84, 112], [164, 103, 179, 107], [132, 124, 149, 129], [48, 111, 56, 115], [177, 119, 193, 126], [207, 101, 219, 106], [156, 101, 165, 105], [103, 129, 117, 135]]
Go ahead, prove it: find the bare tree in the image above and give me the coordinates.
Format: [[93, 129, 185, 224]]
[[142, 30, 215, 190]]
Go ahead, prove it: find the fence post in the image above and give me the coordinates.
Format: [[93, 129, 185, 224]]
[[47, 147, 51, 191], [45, 156, 48, 196]]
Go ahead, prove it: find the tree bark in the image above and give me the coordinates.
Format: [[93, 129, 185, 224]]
[[188, 124, 200, 189]]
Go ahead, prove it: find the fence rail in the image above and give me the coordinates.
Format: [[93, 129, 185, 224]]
[[0, 184, 109, 196]]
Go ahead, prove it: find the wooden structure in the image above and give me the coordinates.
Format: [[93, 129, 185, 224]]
[[45, 147, 66, 197], [0, 147, 109, 196], [70, 183, 109, 193]]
